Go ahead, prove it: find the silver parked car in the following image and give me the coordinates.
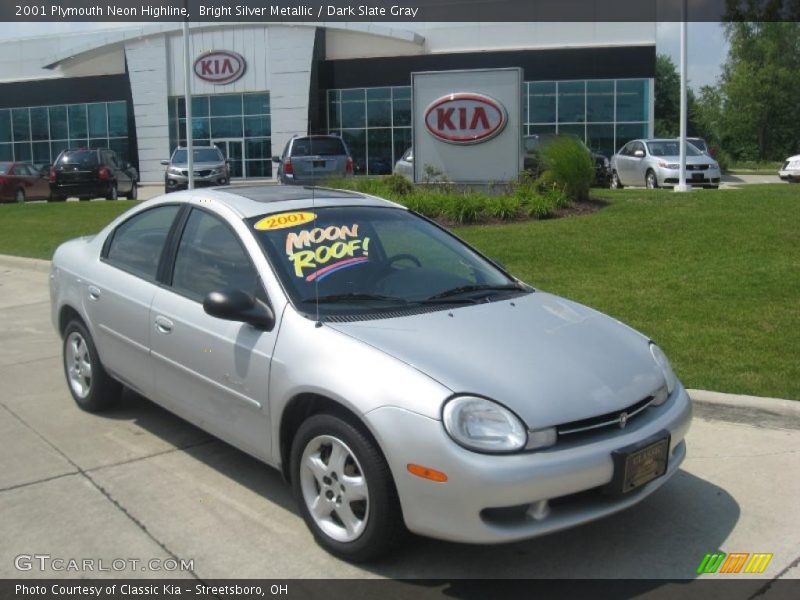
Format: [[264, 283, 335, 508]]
[[50, 185, 692, 561], [778, 154, 800, 183], [161, 146, 230, 193], [273, 135, 354, 184], [611, 139, 721, 189], [394, 147, 414, 180]]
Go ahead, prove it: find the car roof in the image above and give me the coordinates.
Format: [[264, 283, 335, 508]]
[[175, 185, 402, 219]]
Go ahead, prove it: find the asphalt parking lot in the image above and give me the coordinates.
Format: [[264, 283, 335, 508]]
[[1, 256, 798, 583]]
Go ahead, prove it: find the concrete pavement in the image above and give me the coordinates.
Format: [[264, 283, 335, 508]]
[[0, 257, 798, 582]]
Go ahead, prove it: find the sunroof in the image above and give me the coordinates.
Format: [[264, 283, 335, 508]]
[[217, 185, 366, 203]]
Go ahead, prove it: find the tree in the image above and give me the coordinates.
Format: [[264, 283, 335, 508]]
[[654, 53, 702, 139], [711, 22, 800, 160]]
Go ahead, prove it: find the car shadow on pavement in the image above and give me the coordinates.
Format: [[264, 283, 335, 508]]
[[109, 391, 739, 580]]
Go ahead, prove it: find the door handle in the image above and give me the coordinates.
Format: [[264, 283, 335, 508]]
[[155, 315, 174, 334], [88, 286, 101, 301]]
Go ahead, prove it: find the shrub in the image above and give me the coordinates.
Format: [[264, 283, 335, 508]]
[[486, 195, 522, 221], [441, 194, 485, 224], [521, 192, 557, 219], [539, 136, 594, 201], [384, 173, 414, 196]]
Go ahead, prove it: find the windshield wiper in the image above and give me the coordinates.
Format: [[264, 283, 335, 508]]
[[300, 293, 409, 304], [423, 283, 526, 302]]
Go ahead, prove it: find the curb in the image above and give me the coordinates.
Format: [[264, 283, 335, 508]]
[[0, 254, 51, 273], [688, 388, 800, 421]]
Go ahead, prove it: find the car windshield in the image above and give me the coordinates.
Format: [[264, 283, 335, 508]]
[[647, 141, 701, 157], [689, 139, 708, 152], [57, 150, 97, 167], [291, 138, 347, 157], [249, 206, 523, 317], [0, 162, 10, 174], [172, 149, 223, 164]]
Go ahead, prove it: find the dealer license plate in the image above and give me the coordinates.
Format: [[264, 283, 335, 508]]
[[604, 435, 670, 495]]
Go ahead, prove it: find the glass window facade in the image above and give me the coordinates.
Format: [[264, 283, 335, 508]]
[[168, 92, 271, 178], [525, 79, 651, 157], [325, 79, 650, 174], [326, 87, 412, 175], [0, 101, 129, 165]]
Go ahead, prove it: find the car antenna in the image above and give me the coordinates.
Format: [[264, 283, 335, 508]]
[[311, 135, 321, 328]]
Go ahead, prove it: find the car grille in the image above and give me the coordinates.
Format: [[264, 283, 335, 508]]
[[556, 395, 655, 438], [180, 170, 214, 177], [686, 164, 709, 171]]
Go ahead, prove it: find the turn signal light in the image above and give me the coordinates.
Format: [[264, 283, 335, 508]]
[[98, 166, 111, 180], [49, 167, 56, 183], [345, 156, 354, 174], [283, 158, 293, 175], [407, 463, 448, 483]]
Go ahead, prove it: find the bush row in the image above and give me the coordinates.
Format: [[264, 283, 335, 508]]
[[324, 173, 571, 225]]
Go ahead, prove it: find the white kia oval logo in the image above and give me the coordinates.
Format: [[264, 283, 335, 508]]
[[424, 93, 508, 144], [193, 50, 246, 85]]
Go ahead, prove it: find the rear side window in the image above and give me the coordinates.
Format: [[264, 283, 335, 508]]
[[290, 137, 347, 157], [57, 150, 98, 168], [106, 205, 181, 281], [171, 210, 258, 302]]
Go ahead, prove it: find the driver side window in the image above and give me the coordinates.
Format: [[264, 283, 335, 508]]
[[171, 209, 259, 303]]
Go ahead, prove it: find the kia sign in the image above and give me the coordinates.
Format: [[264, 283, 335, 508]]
[[193, 50, 246, 85], [424, 93, 507, 145], [412, 68, 522, 184]]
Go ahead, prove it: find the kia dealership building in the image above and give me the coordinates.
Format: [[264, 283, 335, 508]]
[[0, 22, 656, 182]]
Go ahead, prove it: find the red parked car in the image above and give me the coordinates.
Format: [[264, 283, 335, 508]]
[[0, 162, 51, 203]]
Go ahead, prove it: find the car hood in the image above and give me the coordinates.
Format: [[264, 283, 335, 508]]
[[655, 155, 715, 165], [328, 292, 665, 428], [170, 161, 225, 169]]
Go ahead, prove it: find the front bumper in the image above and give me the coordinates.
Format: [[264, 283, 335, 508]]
[[657, 166, 721, 187], [165, 172, 229, 191], [366, 385, 692, 544], [778, 169, 800, 182]]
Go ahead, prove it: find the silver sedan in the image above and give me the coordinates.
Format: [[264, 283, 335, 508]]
[[50, 186, 692, 561], [611, 139, 721, 189]]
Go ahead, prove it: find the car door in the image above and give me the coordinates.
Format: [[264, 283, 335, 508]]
[[29, 164, 50, 199], [88, 204, 183, 398], [149, 207, 277, 461], [628, 141, 647, 185]]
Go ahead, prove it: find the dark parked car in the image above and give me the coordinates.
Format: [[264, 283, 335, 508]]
[[523, 134, 611, 187], [49, 148, 138, 202], [272, 135, 353, 184], [0, 162, 51, 203]]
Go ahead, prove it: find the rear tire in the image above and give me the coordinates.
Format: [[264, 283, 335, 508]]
[[610, 171, 623, 189], [126, 182, 138, 200], [62, 320, 121, 413], [15, 188, 25, 203], [290, 413, 406, 562], [105, 183, 118, 201]]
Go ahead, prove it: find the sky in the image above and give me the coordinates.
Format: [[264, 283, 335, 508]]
[[0, 21, 729, 90]]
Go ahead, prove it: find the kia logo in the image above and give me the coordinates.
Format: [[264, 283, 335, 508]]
[[424, 93, 507, 144], [193, 50, 246, 84]]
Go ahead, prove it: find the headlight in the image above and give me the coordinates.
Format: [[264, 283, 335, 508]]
[[167, 166, 183, 175], [658, 161, 680, 169], [650, 343, 678, 404], [442, 396, 527, 453]]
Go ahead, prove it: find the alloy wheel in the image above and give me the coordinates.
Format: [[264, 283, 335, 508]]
[[299, 434, 370, 543], [15, 189, 25, 203], [65, 331, 92, 399]]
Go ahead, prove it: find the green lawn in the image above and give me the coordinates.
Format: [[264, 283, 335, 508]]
[[1, 186, 798, 399], [455, 185, 800, 400]]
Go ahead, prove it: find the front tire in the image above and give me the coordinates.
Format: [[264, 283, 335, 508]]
[[646, 170, 658, 189], [62, 320, 121, 412], [290, 413, 406, 562], [126, 181, 138, 200], [611, 171, 623, 189], [15, 188, 25, 203], [106, 183, 118, 201]]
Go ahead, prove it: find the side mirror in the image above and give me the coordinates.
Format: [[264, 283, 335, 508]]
[[203, 289, 275, 331], [634, 150, 645, 158], [271, 155, 282, 163], [160, 160, 170, 166]]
